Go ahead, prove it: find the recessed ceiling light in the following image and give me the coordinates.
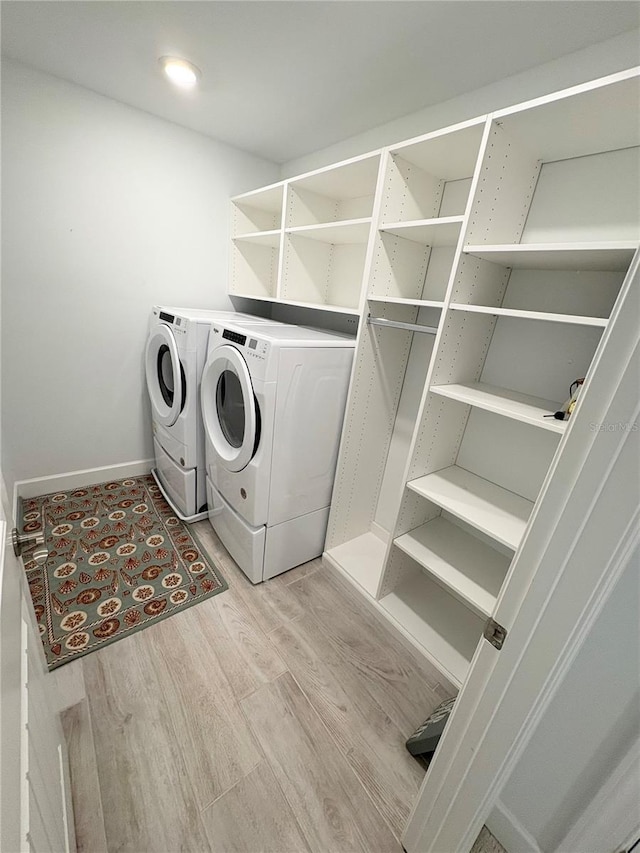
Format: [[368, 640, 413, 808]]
[[159, 56, 201, 89]]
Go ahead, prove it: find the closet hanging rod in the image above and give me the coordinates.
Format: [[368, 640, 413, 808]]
[[367, 315, 438, 335]]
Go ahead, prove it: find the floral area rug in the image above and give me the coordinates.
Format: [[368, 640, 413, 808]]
[[21, 475, 227, 670]]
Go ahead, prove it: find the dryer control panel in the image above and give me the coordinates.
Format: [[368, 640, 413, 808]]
[[209, 323, 273, 381], [218, 328, 269, 360]]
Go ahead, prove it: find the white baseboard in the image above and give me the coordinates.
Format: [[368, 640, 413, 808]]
[[486, 800, 543, 853], [13, 459, 154, 514]]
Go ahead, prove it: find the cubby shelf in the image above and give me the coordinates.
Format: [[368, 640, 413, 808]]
[[226, 293, 276, 305], [367, 296, 444, 308], [324, 532, 386, 598], [430, 382, 565, 433], [379, 568, 485, 687], [394, 516, 510, 618], [236, 294, 361, 316], [233, 230, 281, 247], [407, 466, 534, 551], [449, 303, 609, 327], [379, 217, 464, 246], [231, 183, 284, 235], [285, 219, 371, 244], [463, 242, 637, 271]]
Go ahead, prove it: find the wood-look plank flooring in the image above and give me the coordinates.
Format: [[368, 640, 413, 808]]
[[63, 521, 458, 853]]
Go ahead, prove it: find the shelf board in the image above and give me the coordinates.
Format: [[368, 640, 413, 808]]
[[289, 153, 381, 199], [389, 120, 485, 180], [232, 182, 284, 212], [394, 517, 510, 619], [430, 382, 566, 434], [286, 219, 372, 245], [493, 74, 640, 162], [407, 466, 533, 551], [228, 291, 276, 303], [325, 532, 387, 598], [379, 567, 484, 687], [449, 303, 608, 327], [379, 216, 464, 246], [231, 293, 360, 316], [463, 242, 637, 271], [233, 230, 281, 247], [367, 296, 444, 308]]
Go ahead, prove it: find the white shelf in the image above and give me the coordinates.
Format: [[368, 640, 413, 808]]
[[233, 182, 285, 212], [290, 153, 381, 199], [493, 72, 640, 162], [394, 516, 510, 618], [463, 242, 637, 271], [233, 230, 281, 247], [367, 296, 444, 308], [379, 567, 484, 687], [430, 382, 565, 434], [389, 120, 485, 180], [285, 219, 371, 244], [325, 532, 387, 598], [380, 217, 463, 246], [232, 184, 284, 235], [234, 293, 361, 316], [449, 303, 609, 328], [227, 292, 276, 304], [407, 466, 534, 551]]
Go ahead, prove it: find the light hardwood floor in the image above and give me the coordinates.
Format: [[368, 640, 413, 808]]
[[61, 521, 474, 853]]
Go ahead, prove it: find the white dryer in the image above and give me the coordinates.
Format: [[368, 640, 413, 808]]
[[201, 320, 355, 583], [144, 306, 275, 520]]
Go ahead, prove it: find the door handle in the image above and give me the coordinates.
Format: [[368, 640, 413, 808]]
[[11, 529, 48, 565]]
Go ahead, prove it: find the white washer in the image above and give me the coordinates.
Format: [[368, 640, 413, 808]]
[[201, 320, 355, 583], [144, 305, 276, 520]]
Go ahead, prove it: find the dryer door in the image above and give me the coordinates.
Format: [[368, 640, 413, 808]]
[[201, 345, 258, 473], [145, 323, 185, 427]]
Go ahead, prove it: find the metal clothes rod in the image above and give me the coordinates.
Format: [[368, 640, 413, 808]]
[[366, 315, 438, 335]]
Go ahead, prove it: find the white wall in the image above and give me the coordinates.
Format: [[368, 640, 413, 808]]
[[281, 29, 640, 177], [1, 60, 279, 494], [488, 543, 639, 852]]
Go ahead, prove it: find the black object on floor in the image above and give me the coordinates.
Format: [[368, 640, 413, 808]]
[[406, 697, 456, 756]]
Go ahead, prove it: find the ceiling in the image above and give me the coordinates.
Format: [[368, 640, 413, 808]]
[[1, 1, 639, 164]]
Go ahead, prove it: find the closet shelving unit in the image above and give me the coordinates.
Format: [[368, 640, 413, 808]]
[[375, 71, 640, 686], [228, 70, 639, 688], [324, 118, 488, 606]]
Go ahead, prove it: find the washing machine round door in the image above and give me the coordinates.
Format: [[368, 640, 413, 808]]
[[145, 324, 185, 427], [201, 345, 258, 473]]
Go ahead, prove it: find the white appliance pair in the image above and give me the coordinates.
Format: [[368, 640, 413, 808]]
[[144, 306, 275, 520], [201, 320, 354, 583]]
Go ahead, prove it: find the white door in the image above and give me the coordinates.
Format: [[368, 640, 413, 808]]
[[0, 476, 75, 853], [201, 344, 259, 472], [403, 257, 639, 851], [145, 323, 185, 427]]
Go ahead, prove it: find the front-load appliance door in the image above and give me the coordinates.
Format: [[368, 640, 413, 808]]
[[201, 345, 258, 473], [145, 323, 185, 427]]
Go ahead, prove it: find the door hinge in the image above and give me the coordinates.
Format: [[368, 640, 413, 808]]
[[484, 618, 507, 650]]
